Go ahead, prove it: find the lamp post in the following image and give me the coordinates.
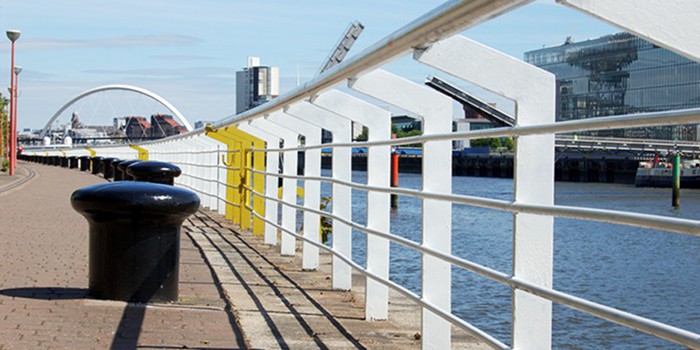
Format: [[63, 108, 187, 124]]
[[6, 29, 20, 176], [13, 65, 21, 159]]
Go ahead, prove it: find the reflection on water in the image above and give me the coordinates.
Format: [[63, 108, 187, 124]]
[[317, 170, 699, 348]]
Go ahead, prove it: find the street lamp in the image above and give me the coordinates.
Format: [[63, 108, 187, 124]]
[[13, 65, 21, 157], [6, 29, 20, 176]]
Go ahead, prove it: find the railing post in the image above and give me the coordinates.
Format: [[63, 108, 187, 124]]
[[240, 122, 282, 245], [268, 112, 322, 270], [415, 35, 556, 349], [350, 70, 453, 342], [249, 118, 299, 256], [313, 90, 392, 293], [284, 101, 354, 277]]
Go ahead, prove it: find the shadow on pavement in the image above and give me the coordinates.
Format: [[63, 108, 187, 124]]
[[0, 287, 88, 300]]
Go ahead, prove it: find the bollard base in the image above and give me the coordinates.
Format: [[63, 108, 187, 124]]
[[89, 222, 180, 303]]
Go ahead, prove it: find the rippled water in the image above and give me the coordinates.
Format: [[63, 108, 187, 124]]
[[317, 170, 699, 349]]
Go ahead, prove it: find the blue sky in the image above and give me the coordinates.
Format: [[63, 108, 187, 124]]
[[0, 0, 618, 130]]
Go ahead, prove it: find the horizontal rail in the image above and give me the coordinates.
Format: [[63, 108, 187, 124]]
[[245, 185, 700, 348], [250, 108, 700, 153], [245, 205, 510, 349], [247, 168, 700, 236]]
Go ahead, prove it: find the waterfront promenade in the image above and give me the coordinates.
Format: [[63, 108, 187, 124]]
[[0, 162, 485, 349]]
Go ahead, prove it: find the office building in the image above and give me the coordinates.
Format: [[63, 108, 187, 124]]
[[525, 33, 700, 140], [236, 56, 279, 114]]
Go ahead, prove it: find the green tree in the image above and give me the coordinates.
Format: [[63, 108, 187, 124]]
[[470, 137, 502, 149]]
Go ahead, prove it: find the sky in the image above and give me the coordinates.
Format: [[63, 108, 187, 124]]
[[0, 0, 618, 131]]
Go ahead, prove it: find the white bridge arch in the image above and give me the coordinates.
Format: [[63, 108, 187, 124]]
[[39, 84, 193, 138]]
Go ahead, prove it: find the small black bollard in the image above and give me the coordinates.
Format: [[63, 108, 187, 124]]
[[90, 156, 104, 175], [79, 156, 90, 171], [71, 181, 200, 302], [112, 159, 125, 181], [61, 157, 69, 168], [69, 156, 78, 169], [117, 159, 141, 181], [101, 157, 119, 180], [53, 156, 61, 166], [127, 161, 182, 186]]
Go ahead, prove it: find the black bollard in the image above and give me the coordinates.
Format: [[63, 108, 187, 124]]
[[69, 156, 78, 169], [61, 157, 69, 168], [112, 159, 125, 181], [90, 156, 104, 175], [101, 157, 119, 180], [117, 159, 141, 181], [127, 161, 182, 186], [71, 182, 199, 302], [79, 156, 91, 171]]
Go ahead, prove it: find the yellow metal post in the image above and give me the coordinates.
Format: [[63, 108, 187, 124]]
[[84, 147, 96, 157], [129, 145, 149, 160], [206, 130, 242, 224], [220, 126, 266, 235]]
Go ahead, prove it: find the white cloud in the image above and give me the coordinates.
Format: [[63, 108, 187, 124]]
[[17, 34, 202, 51]]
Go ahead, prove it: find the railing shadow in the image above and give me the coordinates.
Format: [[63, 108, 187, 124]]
[[190, 211, 366, 350]]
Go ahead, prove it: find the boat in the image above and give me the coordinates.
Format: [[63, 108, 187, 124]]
[[635, 159, 700, 188]]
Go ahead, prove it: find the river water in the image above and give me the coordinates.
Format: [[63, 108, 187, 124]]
[[316, 170, 699, 349]]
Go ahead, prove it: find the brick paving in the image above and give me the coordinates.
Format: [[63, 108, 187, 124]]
[[0, 161, 487, 350], [0, 162, 245, 349]]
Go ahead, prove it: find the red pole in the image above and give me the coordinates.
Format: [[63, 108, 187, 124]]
[[390, 152, 399, 209], [12, 68, 19, 162], [8, 39, 16, 175]]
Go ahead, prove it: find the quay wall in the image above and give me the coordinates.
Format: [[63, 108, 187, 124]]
[[316, 154, 640, 184]]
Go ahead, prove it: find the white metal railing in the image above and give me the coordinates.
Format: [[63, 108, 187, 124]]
[[24, 1, 700, 349]]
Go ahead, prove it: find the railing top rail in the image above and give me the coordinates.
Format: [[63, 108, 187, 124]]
[[138, 0, 531, 146]]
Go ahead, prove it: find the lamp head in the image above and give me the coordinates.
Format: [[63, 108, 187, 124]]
[[6, 30, 21, 42], [14, 66, 22, 75]]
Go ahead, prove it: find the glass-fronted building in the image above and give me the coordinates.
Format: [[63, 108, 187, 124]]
[[525, 33, 700, 140]]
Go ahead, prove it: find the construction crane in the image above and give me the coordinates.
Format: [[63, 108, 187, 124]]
[[317, 21, 364, 74]]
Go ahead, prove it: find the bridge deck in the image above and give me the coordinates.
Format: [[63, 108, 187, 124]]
[[0, 162, 484, 349]]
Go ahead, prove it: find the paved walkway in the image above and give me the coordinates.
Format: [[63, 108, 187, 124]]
[[0, 162, 486, 349]]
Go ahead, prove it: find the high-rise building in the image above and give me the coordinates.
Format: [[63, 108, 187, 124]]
[[236, 56, 279, 114], [524, 33, 700, 140]]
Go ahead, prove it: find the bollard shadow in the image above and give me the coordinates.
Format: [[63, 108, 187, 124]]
[[0, 287, 88, 300]]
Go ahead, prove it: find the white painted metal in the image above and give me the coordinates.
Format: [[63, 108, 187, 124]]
[[248, 117, 299, 256], [239, 122, 282, 245], [285, 101, 354, 284], [416, 34, 557, 349], [560, 0, 700, 62], [350, 69, 453, 342], [267, 111, 322, 270], [312, 90, 392, 293]]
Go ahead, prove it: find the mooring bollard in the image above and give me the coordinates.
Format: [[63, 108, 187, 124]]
[[69, 156, 78, 169], [90, 156, 104, 175], [127, 161, 182, 186], [79, 156, 90, 171], [116, 159, 141, 181], [71, 181, 200, 302], [61, 157, 69, 168], [101, 157, 119, 180], [112, 159, 125, 181]]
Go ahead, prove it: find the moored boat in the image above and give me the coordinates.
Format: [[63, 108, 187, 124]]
[[635, 159, 700, 188]]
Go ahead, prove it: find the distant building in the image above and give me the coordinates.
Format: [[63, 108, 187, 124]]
[[524, 33, 700, 140], [194, 120, 213, 129], [124, 116, 151, 139], [149, 114, 186, 138], [236, 56, 279, 114]]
